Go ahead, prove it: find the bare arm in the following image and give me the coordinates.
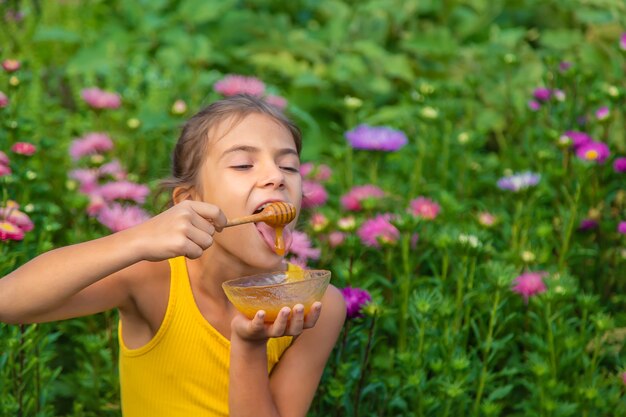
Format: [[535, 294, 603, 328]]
[[229, 285, 346, 417], [0, 200, 226, 324]]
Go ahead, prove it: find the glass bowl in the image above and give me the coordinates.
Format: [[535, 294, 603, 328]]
[[222, 269, 331, 322]]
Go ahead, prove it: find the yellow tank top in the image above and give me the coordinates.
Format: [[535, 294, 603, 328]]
[[118, 257, 294, 417]]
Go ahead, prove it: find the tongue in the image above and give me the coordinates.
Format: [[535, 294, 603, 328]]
[[256, 222, 293, 255]]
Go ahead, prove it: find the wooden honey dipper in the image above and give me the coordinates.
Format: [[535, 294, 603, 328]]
[[225, 201, 296, 228]]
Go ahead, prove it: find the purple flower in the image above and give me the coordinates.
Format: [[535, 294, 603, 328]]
[[563, 131, 592, 149], [345, 124, 408, 151], [357, 213, 400, 248], [559, 61, 572, 72], [69, 133, 114, 160], [96, 203, 150, 232], [576, 141, 610, 164], [533, 88, 551, 102], [81, 87, 121, 110], [578, 219, 599, 231], [341, 287, 372, 318], [620, 33, 626, 51], [214, 75, 265, 97], [614, 157, 626, 173], [512, 271, 548, 303], [340, 185, 385, 211], [497, 171, 541, 192], [618, 221, 626, 235]]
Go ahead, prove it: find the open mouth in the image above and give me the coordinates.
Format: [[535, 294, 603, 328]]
[[252, 201, 294, 255]]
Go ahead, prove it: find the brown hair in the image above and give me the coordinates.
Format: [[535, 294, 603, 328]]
[[160, 94, 302, 206]]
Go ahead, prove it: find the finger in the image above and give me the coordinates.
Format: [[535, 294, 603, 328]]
[[303, 302, 322, 328], [286, 304, 305, 335], [184, 241, 204, 259], [269, 307, 290, 337], [189, 201, 227, 230], [249, 310, 267, 333], [190, 211, 216, 235], [184, 225, 214, 250]]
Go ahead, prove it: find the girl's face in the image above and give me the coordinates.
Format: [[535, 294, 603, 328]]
[[197, 112, 302, 270]]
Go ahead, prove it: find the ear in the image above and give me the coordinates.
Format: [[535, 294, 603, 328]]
[[172, 186, 195, 204]]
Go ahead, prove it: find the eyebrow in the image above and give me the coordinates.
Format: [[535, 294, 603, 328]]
[[219, 145, 299, 160]]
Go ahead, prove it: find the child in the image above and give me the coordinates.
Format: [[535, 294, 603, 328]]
[[0, 94, 346, 417]]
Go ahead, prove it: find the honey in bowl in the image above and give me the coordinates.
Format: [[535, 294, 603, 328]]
[[222, 269, 330, 322]]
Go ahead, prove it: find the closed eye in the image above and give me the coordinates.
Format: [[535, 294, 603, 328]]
[[281, 166, 299, 173], [231, 165, 253, 170]]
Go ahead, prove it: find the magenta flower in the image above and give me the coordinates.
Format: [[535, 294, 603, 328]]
[[357, 213, 400, 248], [578, 219, 599, 231], [533, 88, 551, 102], [0, 91, 8, 108], [512, 271, 548, 303], [96, 203, 150, 232], [576, 141, 610, 164], [265, 95, 287, 110], [214, 75, 265, 97], [81, 87, 121, 110], [287, 230, 321, 265], [98, 181, 150, 204], [527, 100, 541, 111], [11, 142, 36, 156], [69, 133, 114, 160], [620, 33, 626, 51], [408, 197, 441, 220], [497, 171, 541, 192], [302, 180, 328, 209], [340, 185, 385, 211], [559, 61, 572, 72], [0, 164, 10, 177], [0, 220, 24, 241], [614, 157, 626, 173], [595, 106, 610, 121], [618, 221, 626, 235], [341, 287, 372, 319], [345, 124, 408, 151], [563, 131, 592, 149], [2, 59, 20, 72]]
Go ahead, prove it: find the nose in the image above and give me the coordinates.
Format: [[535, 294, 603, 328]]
[[258, 163, 286, 190]]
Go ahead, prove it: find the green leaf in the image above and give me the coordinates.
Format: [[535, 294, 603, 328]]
[[486, 384, 514, 402]]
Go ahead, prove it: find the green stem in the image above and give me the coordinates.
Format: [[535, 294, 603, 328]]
[[545, 301, 557, 378], [441, 251, 449, 282], [454, 255, 468, 332], [398, 234, 411, 352], [558, 182, 581, 272], [473, 288, 501, 414], [463, 257, 477, 346]]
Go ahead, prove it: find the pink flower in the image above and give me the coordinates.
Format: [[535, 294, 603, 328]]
[[357, 213, 399, 248], [340, 185, 385, 211], [478, 212, 496, 227], [595, 106, 610, 121], [302, 180, 328, 209], [0, 91, 8, 108], [618, 221, 626, 235], [0, 206, 33, 232], [0, 220, 24, 241], [552, 89, 566, 101], [512, 271, 548, 303], [99, 159, 126, 180], [533, 88, 551, 102], [96, 203, 150, 232], [0, 164, 11, 177], [87, 194, 106, 216], [69, 133, 114, 160], [310, 212, 329, 232], [563, 131, 592, 149], [527, 100, 541, 111], [214, 75, 265, 97], [0, 150, 9, 166], [576, 141, 610, 164], [265, 95, 287, 110], [409, 197, 441, 220], [300, 163, 332, 182], [81, 87, 122, 110], [620, 33, 626, 51], [288, 230, 321, 265], [11, 142, 36, 156], [171, 99, 187, 115], [2, 59, 20, 72], [98, 181, 150, 204], [69, 169, 100, 194], [327, 231, 345, 248], [621, 371, 626, 386], [614, 157, 626, 173]]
